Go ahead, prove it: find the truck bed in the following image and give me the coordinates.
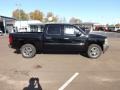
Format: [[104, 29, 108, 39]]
[[9, 32, 43, 49]]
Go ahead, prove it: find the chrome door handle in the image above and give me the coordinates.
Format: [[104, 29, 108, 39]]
[[46, 37, 52, 39], [64, 38, 69, 40]]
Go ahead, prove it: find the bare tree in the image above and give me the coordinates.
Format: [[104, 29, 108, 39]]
[[69, 17, 82, 24]]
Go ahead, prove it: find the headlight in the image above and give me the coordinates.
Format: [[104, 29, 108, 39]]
[[104, 38, 108, 45]]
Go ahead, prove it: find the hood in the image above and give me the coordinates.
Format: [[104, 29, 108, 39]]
[[88, 33, 107, 39]]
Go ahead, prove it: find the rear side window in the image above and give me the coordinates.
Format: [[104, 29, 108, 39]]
[[47, 25, 61, 35]]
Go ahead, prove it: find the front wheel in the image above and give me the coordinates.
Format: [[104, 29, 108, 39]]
[[20, 44, 36, 58], [87, 44, 102, 59]]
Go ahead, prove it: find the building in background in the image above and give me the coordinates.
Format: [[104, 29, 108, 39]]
[[0, 15, 109, 34], [0, 15, 16, 34], [14, 20, 43, 32]]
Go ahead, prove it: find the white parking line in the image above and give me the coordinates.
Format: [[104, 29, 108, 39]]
[[58, 72, 79, 90]]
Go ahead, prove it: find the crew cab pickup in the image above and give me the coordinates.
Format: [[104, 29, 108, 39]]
[[9, 24, 109, 59]]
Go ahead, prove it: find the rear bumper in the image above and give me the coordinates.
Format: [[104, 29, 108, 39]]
[[103, 44, 109, 53]]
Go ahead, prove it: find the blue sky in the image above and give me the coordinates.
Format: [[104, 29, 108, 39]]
[[0, 0, 120, 24]]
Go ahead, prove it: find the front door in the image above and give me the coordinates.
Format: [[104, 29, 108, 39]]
[[62, 25, 87, 51]]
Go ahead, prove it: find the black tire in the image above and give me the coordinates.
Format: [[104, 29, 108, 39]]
[[87, 44, 102, 59], [20, 44, 36, 58]]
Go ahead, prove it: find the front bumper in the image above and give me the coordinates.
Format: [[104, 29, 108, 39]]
[[103, 44, 109, 53]]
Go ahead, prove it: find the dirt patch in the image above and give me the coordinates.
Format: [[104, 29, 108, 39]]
[[34, 65, 42, 69]]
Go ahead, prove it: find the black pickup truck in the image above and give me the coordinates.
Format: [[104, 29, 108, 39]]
[[9, 24, 109, 59]]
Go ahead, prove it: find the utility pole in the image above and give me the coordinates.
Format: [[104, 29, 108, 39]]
[[16, 2, 21, 30]]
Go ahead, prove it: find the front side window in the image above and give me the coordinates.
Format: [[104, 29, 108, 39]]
[[47, 25, 61, 35], [64, 25, 80, 36]]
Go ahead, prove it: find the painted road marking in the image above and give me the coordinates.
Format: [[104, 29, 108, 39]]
[[58, 72, 79, 90]]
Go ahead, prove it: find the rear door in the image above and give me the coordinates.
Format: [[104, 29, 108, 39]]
[[43, 24, 64, 51]]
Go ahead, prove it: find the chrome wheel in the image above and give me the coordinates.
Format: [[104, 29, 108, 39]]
[[21, 44, 36, 58], [23, 47, 33, 57], [89, 47, 100, 58], [87, 44, 102, 59]]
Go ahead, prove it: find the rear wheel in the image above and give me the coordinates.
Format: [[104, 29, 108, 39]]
[[87, 44, 102, 59], [20, 44, 36, 58]]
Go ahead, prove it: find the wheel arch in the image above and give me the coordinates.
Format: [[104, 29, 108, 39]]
[[86, 41, 104, 52], [19, 40, 40, 52]]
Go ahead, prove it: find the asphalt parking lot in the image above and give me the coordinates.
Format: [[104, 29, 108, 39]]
[[0, 32, 120, 90]]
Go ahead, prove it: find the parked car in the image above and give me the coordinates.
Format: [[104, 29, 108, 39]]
[[9, 24, 109, 59], [108, 26, 120, 32], [95, 26, 108, 32]]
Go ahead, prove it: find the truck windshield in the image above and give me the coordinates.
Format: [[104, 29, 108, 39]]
[[73, 25, 87, 35]]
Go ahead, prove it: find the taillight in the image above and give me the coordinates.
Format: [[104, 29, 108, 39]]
[[9, 35, 13, 44]]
